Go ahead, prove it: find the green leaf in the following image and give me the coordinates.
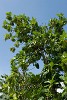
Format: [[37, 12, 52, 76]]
[[35, 63, 39, 69], [4, 34, 11, 40], [38, 96, 44, 100], [14, 41, 19, 47], [49, 62, 54, 67], [10, 47, 15, 52]]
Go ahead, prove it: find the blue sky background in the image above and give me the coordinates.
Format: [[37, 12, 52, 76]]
[[0, 0, 67, 76]]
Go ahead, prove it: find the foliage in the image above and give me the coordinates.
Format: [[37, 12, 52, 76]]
[[0, 12, 67, 100]]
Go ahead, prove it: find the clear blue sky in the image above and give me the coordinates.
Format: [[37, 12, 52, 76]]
[[0, 0, 67, 75]]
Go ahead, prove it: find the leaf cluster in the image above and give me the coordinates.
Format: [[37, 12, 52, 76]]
[[0, 12, 67, 99]]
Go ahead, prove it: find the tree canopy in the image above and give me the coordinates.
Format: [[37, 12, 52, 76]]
[[0, 12, 67, 100]]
